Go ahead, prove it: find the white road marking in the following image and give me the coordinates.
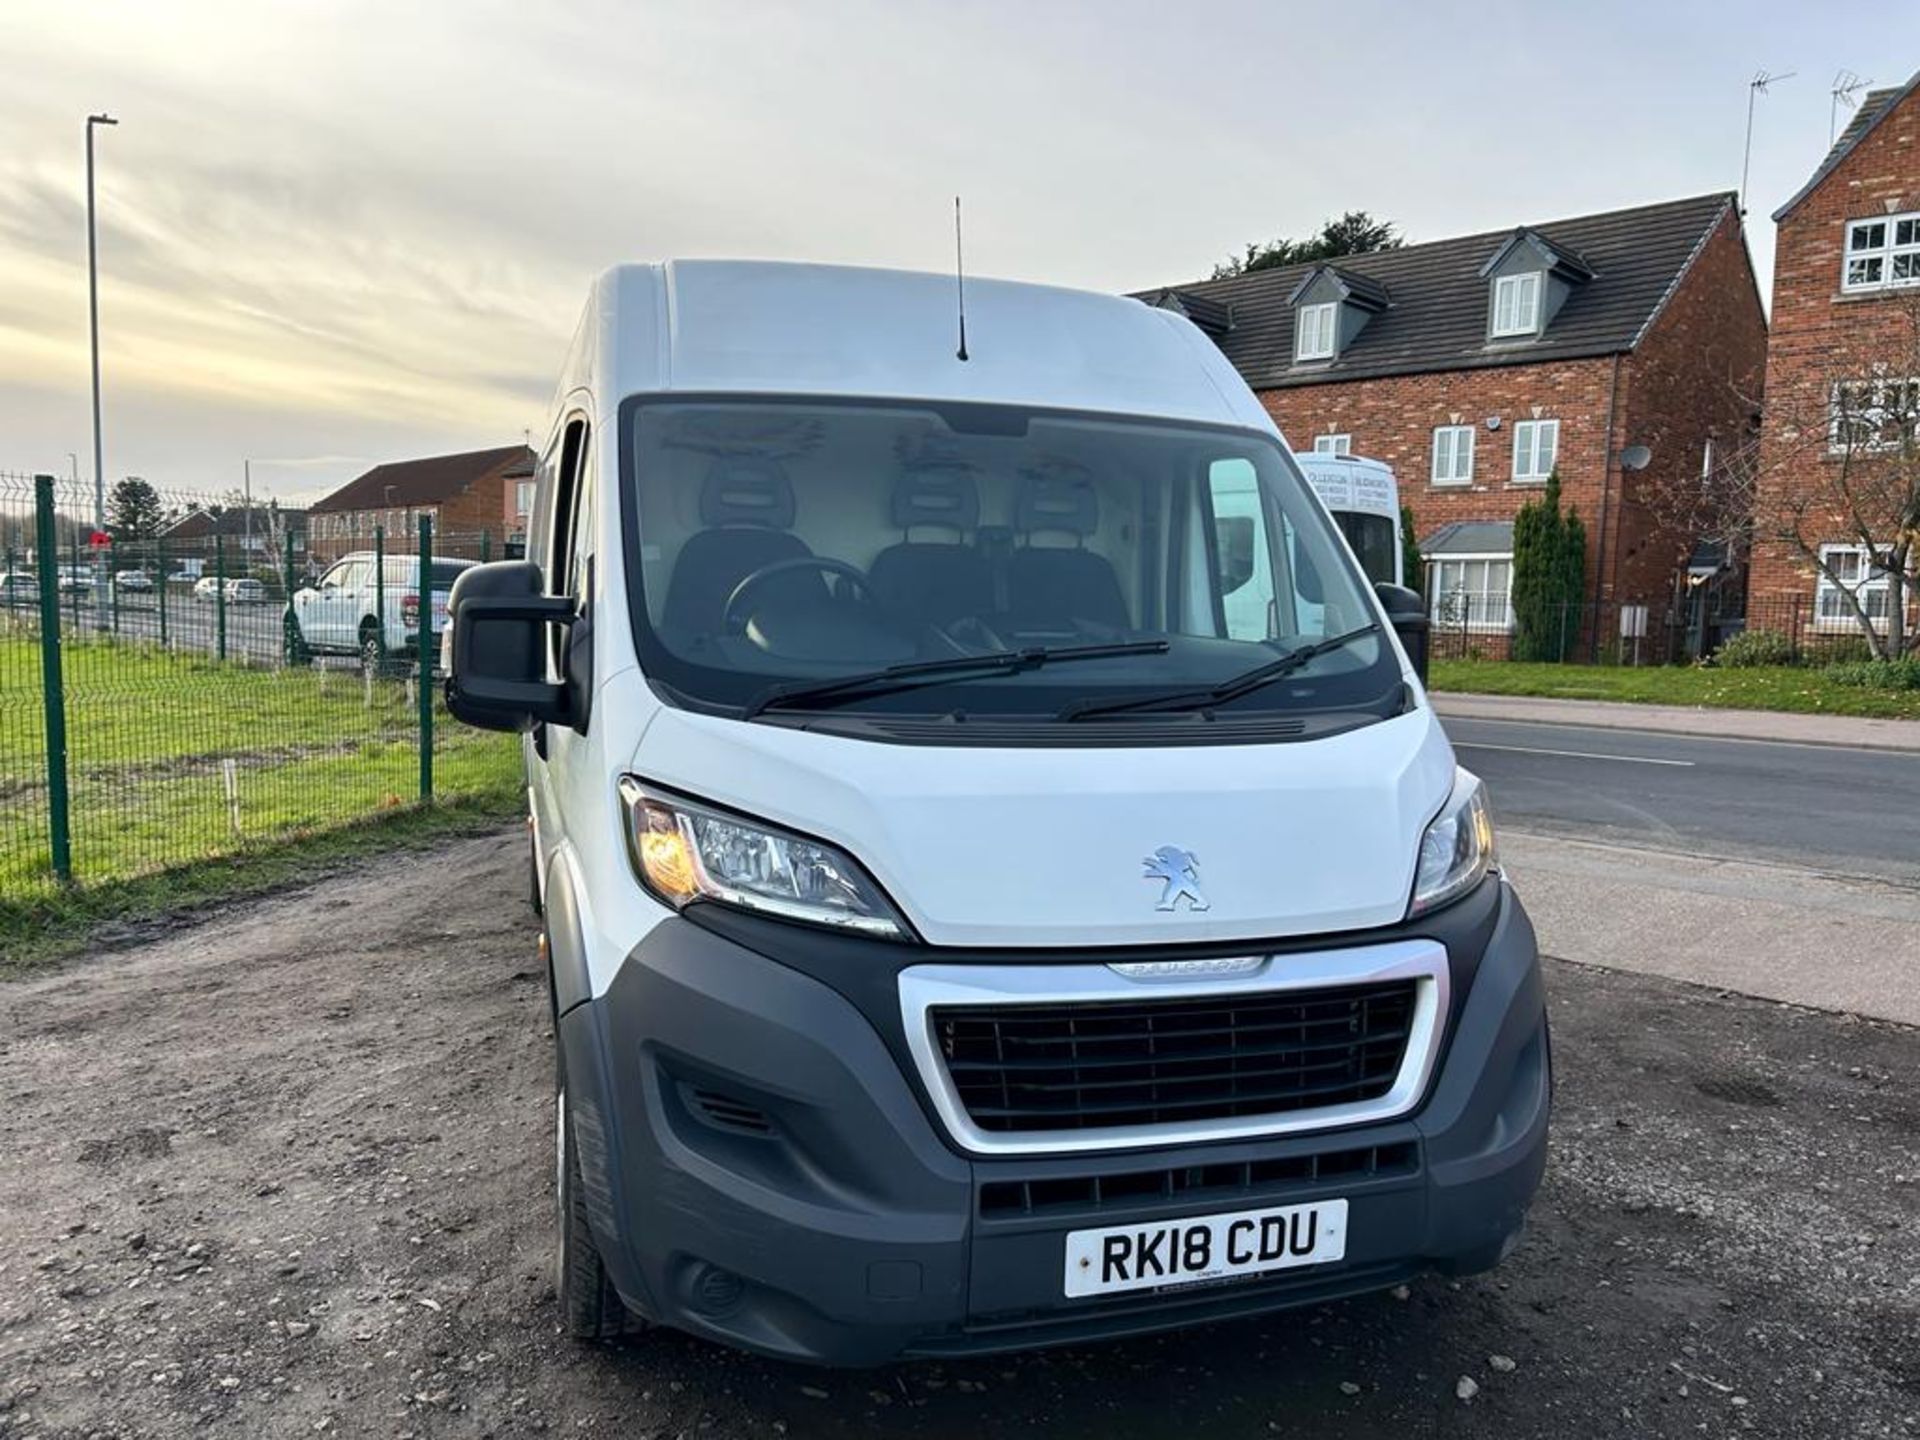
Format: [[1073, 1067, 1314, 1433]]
[[1455, 741, 1694, 767]]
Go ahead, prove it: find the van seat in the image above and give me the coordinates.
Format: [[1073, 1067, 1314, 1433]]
[[1004, 469, 1130, 632], [660, 459, 817, 634], [868, 464, 994, 634]]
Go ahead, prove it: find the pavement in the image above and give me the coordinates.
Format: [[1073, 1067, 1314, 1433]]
[[1433, 689, 1920, 751]]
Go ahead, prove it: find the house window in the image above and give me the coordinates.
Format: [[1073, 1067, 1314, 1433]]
[[1431, 425, 1475, 484], [1815, 544, 1893, 629], [1312, 433, 1351, 456], [516, 480, 536, 516], [1829, 377, 1920, 453], [1492, 272, 1541, 337], [1428, 555, 1513, 630], [1842, 213, 1920, 291], [1295, 302, 1337, 361], [1512, 418, 1559, 481]]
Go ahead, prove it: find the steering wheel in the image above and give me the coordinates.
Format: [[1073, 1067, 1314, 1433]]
[[722, 556, 876, 635]]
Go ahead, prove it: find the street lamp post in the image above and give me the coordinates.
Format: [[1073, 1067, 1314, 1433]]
[[86, 111, 118, 628]]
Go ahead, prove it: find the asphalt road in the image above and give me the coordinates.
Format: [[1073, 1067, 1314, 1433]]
[[1445, 715, 1920, 887]]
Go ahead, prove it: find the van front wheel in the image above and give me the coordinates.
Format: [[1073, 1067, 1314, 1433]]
[[555, 1075, 634, 1340]]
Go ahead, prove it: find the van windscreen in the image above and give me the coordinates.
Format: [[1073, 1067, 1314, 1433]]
[[621, 398, 1401, 728]]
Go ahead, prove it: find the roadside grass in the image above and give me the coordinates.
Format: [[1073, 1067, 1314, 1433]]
[[0, 629, 522, 941], [1430, 658, 1920, 720]]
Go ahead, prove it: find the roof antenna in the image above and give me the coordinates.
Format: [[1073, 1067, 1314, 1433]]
[[1831, 70, 1872, 145], [953, 195, 970, 362], [1740, 68, 1794, 217]]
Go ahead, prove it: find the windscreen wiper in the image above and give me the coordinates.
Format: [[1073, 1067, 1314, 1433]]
[[740, 640, 1171, 721], [1059, 623, 1382, 722]]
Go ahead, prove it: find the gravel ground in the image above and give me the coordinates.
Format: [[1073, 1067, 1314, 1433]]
[[1, 830, 1916, 1439]]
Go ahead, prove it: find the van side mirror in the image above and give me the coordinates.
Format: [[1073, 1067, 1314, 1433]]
[[445, 561, 574, 732], [1374, 582, 1430, 686]]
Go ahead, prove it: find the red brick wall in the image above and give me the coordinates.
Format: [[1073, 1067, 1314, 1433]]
[[1614, 209, 1769, 607], [1752, 86, 1920, 615], [1259, 355, 1625, 598]]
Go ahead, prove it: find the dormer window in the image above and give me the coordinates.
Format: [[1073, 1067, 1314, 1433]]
[[1492, 273, 1542, 336], [1296, 302, 1337, 361]]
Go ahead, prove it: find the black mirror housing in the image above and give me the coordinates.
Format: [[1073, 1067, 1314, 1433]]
[[445, 561, 573, 732], [1374, 581, 1430, 686]]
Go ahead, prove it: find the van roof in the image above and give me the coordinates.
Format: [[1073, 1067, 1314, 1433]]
[[560, 261, 1274, 433]]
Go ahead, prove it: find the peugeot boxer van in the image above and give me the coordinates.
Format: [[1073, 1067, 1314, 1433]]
[[444, 261, 1549, 1365]]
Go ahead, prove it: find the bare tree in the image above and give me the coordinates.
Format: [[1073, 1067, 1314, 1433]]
[[1646, 291, 1920, 659]]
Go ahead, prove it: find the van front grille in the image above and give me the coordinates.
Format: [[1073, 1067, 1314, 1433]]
[[932, 981, 1418, 1135]]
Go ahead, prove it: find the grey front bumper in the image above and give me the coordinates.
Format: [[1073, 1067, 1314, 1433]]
[[555, 879, 1549, 1365]]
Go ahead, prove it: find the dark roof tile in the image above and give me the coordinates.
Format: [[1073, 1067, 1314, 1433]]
[[311, 445, 534, 514], [1134, 193, 1736, 390]]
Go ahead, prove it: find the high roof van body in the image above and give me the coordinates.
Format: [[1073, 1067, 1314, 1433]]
[[444, 261, 1548, 1364]]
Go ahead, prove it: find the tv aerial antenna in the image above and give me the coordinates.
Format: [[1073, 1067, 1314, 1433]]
[[1831, 71, 1872, 145], [1740, 68, 1794, 217]]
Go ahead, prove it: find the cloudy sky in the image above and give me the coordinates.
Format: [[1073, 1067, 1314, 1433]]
[[3, 0, 1918, 504]]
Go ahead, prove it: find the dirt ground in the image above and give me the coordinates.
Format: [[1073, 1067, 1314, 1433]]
[[1, 830, 1916, 1440]]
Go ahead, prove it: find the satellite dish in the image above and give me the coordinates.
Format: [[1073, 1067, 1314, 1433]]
[[1485, 416, 1502, 431], [1620, 444, 1652, 471]]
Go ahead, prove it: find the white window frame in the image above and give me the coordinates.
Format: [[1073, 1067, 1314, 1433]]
[[1492, 272, 1542, 337], [515, 479, 536, 517], [1512, 418, 1559, 482], [1841, 211, 1920, 292], [1312, 433, 1351, 456], [1431, 425, 1475, 485], [1814, 543, 1895, 631], [1427, 553, 1513, 632], [1295, 302, 1337, 361], [1828, 377, 1920, 454]]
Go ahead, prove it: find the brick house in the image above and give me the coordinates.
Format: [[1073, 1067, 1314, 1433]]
[[1750, 72, 1920, 649], [307, 445, 535, 566], [161, 504, 308, 570], [1139, 194, 1768, 655], [500, 451, 537, 558]]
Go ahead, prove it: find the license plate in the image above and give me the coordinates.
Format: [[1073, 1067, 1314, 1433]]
[[1063, 1198, 1347, 1298]]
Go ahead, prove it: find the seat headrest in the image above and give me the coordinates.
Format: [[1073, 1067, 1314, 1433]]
[[1015, 467, 1099, 539], [891, 463, 980, 534], [700, 458, 796, 529]]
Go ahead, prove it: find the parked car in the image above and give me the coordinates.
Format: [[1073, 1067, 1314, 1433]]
[[113, 569, 154, 592], [57, 565, 94, 593], [440, 261, 1546, 1364], [192, 575, 223, 603], [225, 577, 267, 605], [0, 570, 35, 605], [289, 553, 475, 672]]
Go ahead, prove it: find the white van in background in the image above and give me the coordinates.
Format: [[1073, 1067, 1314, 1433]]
[[443, 260, 1547, 1365]]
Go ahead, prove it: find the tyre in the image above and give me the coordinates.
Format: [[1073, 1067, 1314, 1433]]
[[358, 622, 388, 679], [283, 611, 313, 667], [554, 1065, 633, 1340]]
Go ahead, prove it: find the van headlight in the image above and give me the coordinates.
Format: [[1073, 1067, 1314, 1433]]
[[1409, 769, 1497, 916], [618, 779, 909, 939]]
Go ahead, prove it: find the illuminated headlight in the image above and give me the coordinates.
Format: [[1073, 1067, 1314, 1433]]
[[618, 778, 909, 939], [1409, 769, 1497, 916]]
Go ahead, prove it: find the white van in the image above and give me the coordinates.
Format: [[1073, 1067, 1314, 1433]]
[[445, 262, 1548, 1365], [1295, 452, 1403, 588]]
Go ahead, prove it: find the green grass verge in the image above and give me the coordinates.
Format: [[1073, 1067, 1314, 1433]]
[[0, 799, 521, 975], [1, 627, 522, 912], [1430, 659, 1920, 720]]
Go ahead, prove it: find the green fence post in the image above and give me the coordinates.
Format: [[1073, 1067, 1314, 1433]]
[[480, 528, 491, 563], [215, 533, 227, 661], [68, 524, 81, 631], [109, 538, 120, 634], [33, 476, 72, 883], [283, 530, 298, 665], [417, 513, 433, 803], [374, 524, 385, 655], [157, 534, 169, 645]]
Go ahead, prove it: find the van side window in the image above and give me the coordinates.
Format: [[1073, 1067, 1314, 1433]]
[[546, 419, 590, 670], [1206, 459, 1276, 642]]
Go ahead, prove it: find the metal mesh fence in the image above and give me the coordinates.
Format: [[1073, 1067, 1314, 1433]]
[[0, 470, 520, 900]]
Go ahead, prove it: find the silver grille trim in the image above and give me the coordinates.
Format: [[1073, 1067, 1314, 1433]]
[[899, 940, 1449, 1157]]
